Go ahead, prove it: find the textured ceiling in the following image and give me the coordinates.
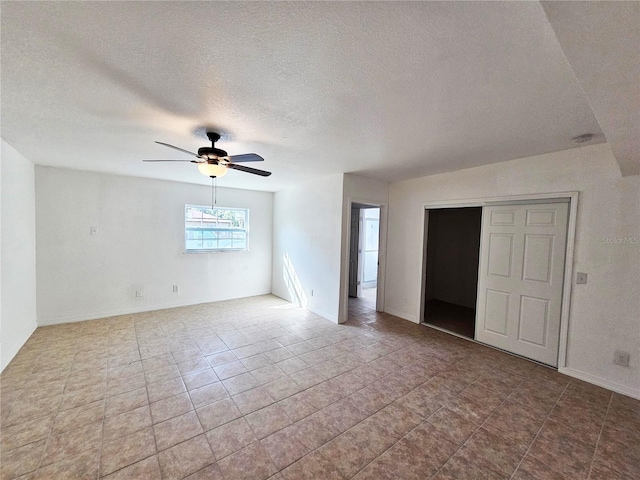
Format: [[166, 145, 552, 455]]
[[1, 1, 609, 191], [542, 1, 639, 176]]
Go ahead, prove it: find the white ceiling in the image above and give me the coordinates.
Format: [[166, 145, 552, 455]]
[[542, 1, 639, 177], [1, 1, 630, 192]]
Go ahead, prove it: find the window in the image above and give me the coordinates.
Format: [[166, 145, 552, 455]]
[[185, 205, 249, 252]]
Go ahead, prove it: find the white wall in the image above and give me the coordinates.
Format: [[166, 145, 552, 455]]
[[1, 140, 38, 371], [35, 167, 273, 325], [385, 143, 640, 398], [272, 174, 344, 322], [339, 173, 390, 322]]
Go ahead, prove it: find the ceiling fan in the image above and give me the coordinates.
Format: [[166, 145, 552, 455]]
[[144, 132, 271, 178]]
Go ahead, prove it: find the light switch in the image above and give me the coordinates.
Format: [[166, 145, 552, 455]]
[[90, 226, 98, 236], [576, 272, 587, 284]]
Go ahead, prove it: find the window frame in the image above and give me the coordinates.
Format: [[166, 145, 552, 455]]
[[184, 204, 250, 253]]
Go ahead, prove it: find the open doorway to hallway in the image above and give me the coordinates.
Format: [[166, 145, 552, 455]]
[[348, 205, 380, 316]]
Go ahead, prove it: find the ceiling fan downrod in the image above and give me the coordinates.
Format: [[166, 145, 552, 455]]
[[207, 132, 221, 146], [199, 132, 228, 160]]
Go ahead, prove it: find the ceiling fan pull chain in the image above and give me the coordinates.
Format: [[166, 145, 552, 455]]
[[210, 176, 218, 207]]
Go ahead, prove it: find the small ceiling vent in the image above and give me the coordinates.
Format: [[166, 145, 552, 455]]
[[573, 133, 594, 144]]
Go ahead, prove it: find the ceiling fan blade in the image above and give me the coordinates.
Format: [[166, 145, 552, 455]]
[[155, 141, 200, 157], [226, 153, 264, 163], [227, 164, 272, 177], [143, 159, 199, 163]]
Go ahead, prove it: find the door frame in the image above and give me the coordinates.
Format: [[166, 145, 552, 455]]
[[340, 198, 388, 323], [419, 191, 579, 368], [360, 207, 381, 290], [348, 207, 361, 298], [422, 206, 483, 338]]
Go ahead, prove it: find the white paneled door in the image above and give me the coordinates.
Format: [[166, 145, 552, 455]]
[[475, 203, 569, 366]]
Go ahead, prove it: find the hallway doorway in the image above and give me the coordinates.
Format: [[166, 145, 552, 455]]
[[348, 205, 380, 316]]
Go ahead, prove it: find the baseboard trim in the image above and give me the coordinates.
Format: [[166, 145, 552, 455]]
[[37, 292, 273, 326], [559, 366, 640, 400], [267, 293, 338, 323], [1, 323, 37, 372], [383, 308, 419, 324], [308, 307, 338, 324]]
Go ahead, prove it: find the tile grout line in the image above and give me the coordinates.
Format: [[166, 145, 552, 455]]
[[350, 403, 450, 480], [426, 371, 564, 480], [138, 315, 161, 479], [4, 299, 632, 480], [258, 345, 432, 474], [247, 357, 375, 471], [440, 368, 528, 456], [427, 396, 510, 479], [101, 316, 153, 478], [343, 347, 472, 476], [0, 363, 33, 426], [179, 338, 218, 472], [585, 391, 614, 480], [33, 350, 78, 473], [107, 322, 138, 474], [507, 379, 572, 480], [182, 321, 299, 472], [95, 366, 108, 480], [341, 353, 486, 478]]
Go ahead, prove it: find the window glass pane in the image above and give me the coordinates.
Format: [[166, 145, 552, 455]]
[[364, 251, 378, 282], [185, 205, 249, 252], [364, 219, 379, 251], [364, 208, 380, 220]]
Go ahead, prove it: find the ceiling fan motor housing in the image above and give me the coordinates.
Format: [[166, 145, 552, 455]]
[[198, 147, 228, 160]]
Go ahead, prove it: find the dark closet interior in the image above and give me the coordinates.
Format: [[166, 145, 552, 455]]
[[424, 207, 482, 338]]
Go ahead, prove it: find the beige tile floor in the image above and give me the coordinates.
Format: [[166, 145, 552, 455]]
[[1, 294, 638, 479]]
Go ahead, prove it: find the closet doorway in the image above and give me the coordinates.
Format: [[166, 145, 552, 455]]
[[421, 198, 573, 367], [424, 207, 482, 338]]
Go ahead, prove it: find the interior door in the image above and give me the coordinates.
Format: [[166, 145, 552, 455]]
[[348, 208, 359, 297], [475, 202, 569, 366]]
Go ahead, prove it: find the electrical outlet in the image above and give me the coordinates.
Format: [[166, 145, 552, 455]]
[[173, 285, 179, 293], [576, 272, 588, 284], [614, 350, 630, 367], [90, 226, 98, 236]]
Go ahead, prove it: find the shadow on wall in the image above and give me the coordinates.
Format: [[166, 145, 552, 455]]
[[283, 253, 308, 308]]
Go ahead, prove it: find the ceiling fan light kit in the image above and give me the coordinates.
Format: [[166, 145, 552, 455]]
[[198, 163, 228, 177], [144, 131, 271, 179]]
